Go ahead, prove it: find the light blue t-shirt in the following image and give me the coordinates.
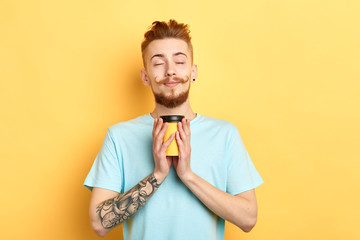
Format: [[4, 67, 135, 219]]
[[84, 113, 263, 240]]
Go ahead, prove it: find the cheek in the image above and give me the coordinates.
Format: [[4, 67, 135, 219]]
[[153, 76, 162, 83], [151, 70, 165, 82], [180, 66, 192, 76]]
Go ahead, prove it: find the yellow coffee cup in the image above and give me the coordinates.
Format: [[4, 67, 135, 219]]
[[161, 115, 184, 156]]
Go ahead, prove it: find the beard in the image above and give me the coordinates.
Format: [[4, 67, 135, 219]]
[[152, 76, 190, 108]]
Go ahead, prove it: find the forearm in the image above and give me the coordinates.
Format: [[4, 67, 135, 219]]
[[181, 172, 257, 232], [91, 173, 161, 236]]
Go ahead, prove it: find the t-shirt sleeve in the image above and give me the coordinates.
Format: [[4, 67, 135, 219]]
[[83, 128, 123, 193], [226, 125, 263, 195]]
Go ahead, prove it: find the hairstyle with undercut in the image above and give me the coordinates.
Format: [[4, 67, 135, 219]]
[[141, 19, 193, 66]]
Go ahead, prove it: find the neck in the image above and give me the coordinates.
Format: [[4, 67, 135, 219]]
[[150, 98, 196, 120]]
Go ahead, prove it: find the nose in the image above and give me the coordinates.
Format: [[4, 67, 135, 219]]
[[166, 62, 176, 77]]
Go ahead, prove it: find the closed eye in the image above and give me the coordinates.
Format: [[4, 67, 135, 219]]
[[176, 62, 184, 64]]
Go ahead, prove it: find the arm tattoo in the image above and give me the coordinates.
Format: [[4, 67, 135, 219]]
[[96, 173, 161, 229]]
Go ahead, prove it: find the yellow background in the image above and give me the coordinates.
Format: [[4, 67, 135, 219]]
[[1, 0, 359, 239]]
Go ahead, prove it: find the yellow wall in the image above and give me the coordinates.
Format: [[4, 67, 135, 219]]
[[1, 0, 359, 239]]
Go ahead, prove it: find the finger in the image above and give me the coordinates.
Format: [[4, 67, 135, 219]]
[[186, 119, 191, 136], [166, 156, 173, 166], [161, 133, 175, 152], [172, 156, 178, 168], [158, 122, 169, 139], [177, 121, 186, 141], [152, 118, 158, 135], [175, 131, 184, 150], [183, 118, 191, 136], [175, 132, 184, 160], [153, 118, 163, 137], [154, 122, 168, 150]]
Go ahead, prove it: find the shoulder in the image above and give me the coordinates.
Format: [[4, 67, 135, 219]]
[[194, 114, 241, 143], [107, 114, 152, 137], [196, 114, 239, 133]]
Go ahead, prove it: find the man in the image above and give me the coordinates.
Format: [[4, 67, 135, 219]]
[[84, 19, 263, 240]]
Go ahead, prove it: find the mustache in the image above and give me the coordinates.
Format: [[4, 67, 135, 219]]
[[157, 76, 190, 84]]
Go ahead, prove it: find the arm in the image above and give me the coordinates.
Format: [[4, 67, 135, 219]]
[[89, 118, 174, 237], [89, 173, 161, 237], [173, 119, 258, 232], [181, 172, 258, 232]]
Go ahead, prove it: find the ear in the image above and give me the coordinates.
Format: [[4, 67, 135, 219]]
[[140, 69, 151, 86], [191, 64, 198, 81]]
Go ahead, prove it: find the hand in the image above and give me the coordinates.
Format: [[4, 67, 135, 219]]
[[152, 118, 175, 184], [173, 118, 192, 180]]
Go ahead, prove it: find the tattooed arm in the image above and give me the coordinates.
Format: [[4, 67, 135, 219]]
[[89, 118, 174, 237], [89, 173, 161, 237]]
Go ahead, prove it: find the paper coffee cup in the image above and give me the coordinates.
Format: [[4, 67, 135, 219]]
[[160, 115, 184, 156]]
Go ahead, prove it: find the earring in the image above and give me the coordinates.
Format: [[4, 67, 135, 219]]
[[192, 78, 196, 82]]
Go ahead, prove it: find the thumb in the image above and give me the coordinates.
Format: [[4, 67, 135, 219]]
[[172, 156, 179, 168]]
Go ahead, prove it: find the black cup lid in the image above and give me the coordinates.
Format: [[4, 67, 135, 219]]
[[160, 115, 184, 122]]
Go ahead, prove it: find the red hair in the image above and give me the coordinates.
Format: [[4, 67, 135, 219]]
[[141, 19, 193, 65]]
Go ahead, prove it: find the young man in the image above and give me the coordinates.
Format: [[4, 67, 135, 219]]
[[84, 19, 263, 240]]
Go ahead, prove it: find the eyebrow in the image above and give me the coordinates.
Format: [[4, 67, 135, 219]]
[[150, 52, 188, 60]]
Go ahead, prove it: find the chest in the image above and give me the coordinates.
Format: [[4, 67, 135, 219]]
[[118, 126, 229, 192]]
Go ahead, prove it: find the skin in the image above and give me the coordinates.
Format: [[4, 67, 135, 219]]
[[89, 38, 258, 237], [140, 38, 198, 121]]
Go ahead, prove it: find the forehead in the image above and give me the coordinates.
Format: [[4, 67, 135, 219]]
[[145, 38, 190, 60]]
